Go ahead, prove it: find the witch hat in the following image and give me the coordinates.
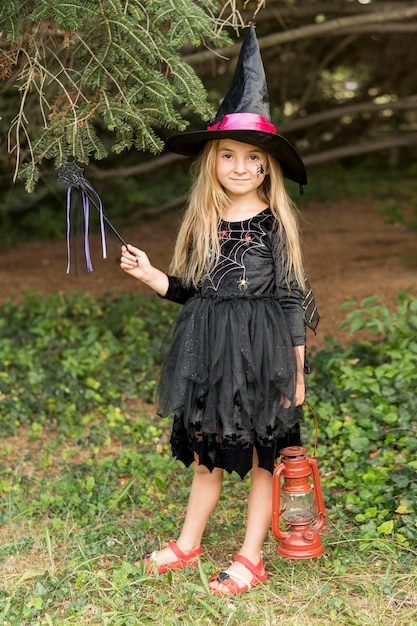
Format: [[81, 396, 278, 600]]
[[166, 25, 307, 186]]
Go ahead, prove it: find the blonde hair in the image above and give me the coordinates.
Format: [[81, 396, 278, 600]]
[[170, 140, 306, 291]]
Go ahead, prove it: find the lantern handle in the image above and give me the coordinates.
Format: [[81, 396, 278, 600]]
[[271, 463, 290, 541], [308, 455, 326, 531], [303, 401, 319, 457]]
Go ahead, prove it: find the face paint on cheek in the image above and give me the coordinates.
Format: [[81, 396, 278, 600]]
[[257, 164, 265, 177]]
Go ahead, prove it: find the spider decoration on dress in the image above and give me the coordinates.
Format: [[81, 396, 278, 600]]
[[237, 276, 249, 291], [56, 161, 127, 273]]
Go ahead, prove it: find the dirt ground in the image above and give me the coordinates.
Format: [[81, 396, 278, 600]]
[[1, 198, 416, 349]]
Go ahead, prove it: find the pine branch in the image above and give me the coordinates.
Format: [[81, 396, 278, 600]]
[[1, 0, 233, 188]]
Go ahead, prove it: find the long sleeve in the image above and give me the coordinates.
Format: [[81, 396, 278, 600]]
[[271, 227, 305, 346], [159, 275, 198, 305], [277, 280, 306, 346]]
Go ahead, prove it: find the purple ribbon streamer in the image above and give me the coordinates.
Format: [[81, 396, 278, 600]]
[[83, 191, 93, 273], [84, 180, 107, 261], [65, 182, 107, 273], [66, 187, 72, 274]]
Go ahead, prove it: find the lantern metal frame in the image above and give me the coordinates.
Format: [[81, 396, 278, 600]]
[[272, 405, 326, 559]]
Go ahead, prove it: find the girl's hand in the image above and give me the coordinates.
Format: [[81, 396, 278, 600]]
[[120, 244, 169, 296], [120, 244, 152, 281], [281, 376, 304, 410]]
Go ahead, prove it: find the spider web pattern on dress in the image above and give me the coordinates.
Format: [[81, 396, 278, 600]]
[[204, 212, 271, 292]]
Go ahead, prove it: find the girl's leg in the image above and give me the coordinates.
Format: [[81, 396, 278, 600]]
[[209, 449, 271, 592], [148, 457, 223, 568]]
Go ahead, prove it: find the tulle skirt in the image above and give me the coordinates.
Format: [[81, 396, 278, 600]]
[[157, 294, 300, 478]]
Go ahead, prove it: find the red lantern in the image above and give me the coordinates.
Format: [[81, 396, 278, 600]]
[[272, 445, 326, 559]]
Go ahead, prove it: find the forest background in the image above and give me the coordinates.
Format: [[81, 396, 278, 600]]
[[1, 2, 417, 625]]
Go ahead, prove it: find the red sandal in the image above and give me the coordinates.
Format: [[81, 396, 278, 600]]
[[210, 554, 269, 595], [134, 540, 202, 574]]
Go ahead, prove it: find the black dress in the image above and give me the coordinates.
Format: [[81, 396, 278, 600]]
[[158, 209, 306, 479]]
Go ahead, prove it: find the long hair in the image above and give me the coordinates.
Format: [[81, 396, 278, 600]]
[[169, 140, 305, 290], [259, 152, 306, 290]]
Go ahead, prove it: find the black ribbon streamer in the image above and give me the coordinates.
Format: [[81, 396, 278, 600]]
[[56, 161, 127, 273]]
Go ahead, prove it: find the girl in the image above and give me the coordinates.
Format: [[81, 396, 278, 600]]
[[120, 26, 317, 596]]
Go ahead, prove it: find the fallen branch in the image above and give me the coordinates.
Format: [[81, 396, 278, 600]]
[[303, 133, 417, 166], [185, 4, 417, 64]]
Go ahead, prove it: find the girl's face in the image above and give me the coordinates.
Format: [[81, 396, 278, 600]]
[[215, 139, 268, 199]]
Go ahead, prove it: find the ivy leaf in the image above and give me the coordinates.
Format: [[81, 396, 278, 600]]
[[377, 520, 394, 535], [349, 437, 370, 452], [395, 502, 413, 515]]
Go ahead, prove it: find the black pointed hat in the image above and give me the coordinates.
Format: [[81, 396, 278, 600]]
[[166, 25, 307, 186]]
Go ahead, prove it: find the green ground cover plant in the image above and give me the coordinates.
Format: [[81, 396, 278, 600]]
[[0, 291, 179, 432], [308, 293, 417, 544], [1, 290, 416, 625]]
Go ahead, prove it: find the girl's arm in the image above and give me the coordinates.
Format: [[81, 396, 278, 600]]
[[293, 344, 305, 407], [120, 244, 169, 296], [279, 290, 306, 406], [120, 245, 198, 303]]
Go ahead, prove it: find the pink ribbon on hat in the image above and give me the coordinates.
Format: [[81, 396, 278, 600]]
[[207, 112, 277, 134]]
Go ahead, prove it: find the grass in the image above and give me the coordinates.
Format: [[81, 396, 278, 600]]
[[1, 409, 416, 626]]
